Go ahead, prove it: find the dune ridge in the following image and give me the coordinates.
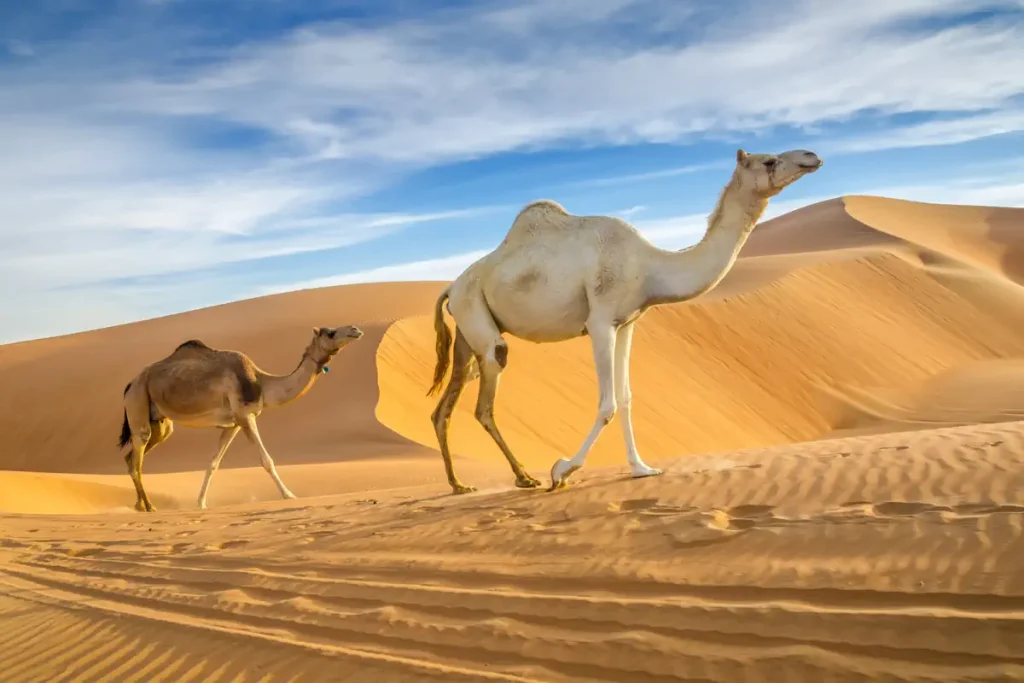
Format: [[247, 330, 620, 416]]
[[2, 194, 1024, 681]]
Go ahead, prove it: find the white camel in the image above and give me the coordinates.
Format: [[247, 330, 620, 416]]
[[426, 148, 823, 494]]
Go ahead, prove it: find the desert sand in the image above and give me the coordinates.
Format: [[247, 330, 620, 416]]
[[2, 195, 1023, 682]]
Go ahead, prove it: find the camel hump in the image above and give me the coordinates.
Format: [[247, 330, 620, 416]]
[[175, 339, 212, 352], [516, 199, 568, 218], [501, 199, 573, 246]]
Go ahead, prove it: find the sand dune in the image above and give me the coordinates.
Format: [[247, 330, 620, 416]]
[[378, 197, 1024, 469], [2, 195, 1024, 681], [3, 423, 1023, 681]]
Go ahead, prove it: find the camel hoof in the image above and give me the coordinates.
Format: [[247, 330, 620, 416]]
[[283, 491, 298, 500], [451, 482, 477, 495], [630, 464, 663, 479], [515, 474, 541, 489], [548, 458, 580, 491]]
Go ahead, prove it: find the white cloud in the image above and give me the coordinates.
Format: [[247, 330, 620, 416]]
[[6, 40, 34, 57], [264, 169, 1024, 297], [571, 162, 731, 189], [259, 250, 492, 296], [104, 0, 1024, 163], [615, 205, 648, 218], [829, 109, 1024, 153]]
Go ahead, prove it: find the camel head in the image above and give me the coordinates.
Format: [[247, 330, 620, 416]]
[[307, 325, 364, 372], [734, 148, 823, 197]]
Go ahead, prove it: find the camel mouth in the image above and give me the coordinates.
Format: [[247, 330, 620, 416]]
[[798, 160, 823, 171]]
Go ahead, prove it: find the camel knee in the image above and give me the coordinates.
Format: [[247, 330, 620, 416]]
[[431, 398, 447, 428], [133, 426, 151, 446], [493, 342, 508, 369], [431, 397, 455, 434], [597, 400, 618, 425], [477, 339, 508, 371], [474, 403, 495, 429]]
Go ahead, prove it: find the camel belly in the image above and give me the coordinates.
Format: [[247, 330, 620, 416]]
[[152, 405, 242, 429], [486, 287, 590, 342]]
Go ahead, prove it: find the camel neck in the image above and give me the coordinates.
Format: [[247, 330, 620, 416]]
[[259, 351, 323, 408], [644, 174, 767, 306]]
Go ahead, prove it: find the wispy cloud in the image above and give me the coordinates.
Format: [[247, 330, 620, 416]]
[[615, 205, 648, 218], [106, 0, 1024, 162], [829, 109, 1024, 153], [267, 169, 1024, 296], [5, 40, 34, 57], [259, 250, 492, 296], [570, 162, 730, 189]]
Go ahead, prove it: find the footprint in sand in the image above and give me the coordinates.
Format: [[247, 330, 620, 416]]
[[818, 451, 853, 459], [964, 440, 1004, 450], [666, 510, 753, 549], [464, 506, 536, 532], [727, 504, 775, 519], [872, 501, 953, 516], [610, 498, 696, 516]]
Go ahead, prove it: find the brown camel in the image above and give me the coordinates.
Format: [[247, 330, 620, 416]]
[[117, 325, 363, 511]]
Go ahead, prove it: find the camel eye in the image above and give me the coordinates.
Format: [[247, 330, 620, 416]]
[[763, 158, 777, 169]]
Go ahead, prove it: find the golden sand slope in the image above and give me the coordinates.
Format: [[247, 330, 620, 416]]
[[2, 423, 1023, 682], [0, 281, 447, 475], [377, 197, 1024, 470]]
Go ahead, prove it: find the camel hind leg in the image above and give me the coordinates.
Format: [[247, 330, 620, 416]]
[[430, 329, 477, 494], [473, 346, 541, 489], [123, 384, 158, 512]]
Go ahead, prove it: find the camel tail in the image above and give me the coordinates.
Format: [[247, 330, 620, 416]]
[[427, 287, 453, 397], [118, 382, 133, 449]]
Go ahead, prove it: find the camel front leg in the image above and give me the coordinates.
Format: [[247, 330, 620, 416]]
[[614, 323, 661, 478], [549, 321, 617, 490], [241, 415, 296, 500], [197, 426, 240, 509]]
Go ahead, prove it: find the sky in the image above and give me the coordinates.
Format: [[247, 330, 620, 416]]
[[2, 0, 1024, 343]]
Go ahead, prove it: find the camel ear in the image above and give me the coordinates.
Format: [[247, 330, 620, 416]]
[[312, 327, 322, 336], [736, 149, 748, 164]]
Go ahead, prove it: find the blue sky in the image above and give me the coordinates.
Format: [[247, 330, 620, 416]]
[[2, 0, 1024, 343]]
